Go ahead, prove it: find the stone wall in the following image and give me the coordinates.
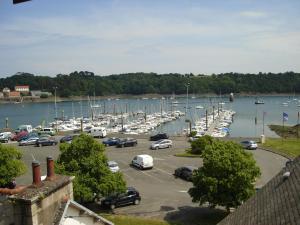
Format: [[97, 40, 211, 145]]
[[0, 195, 14, 225]]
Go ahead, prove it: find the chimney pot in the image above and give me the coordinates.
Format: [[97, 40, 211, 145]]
[[46, 156, 55, 181], [32, 160, 42, 187]]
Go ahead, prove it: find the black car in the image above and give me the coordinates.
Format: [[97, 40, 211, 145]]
[[36, 137, 58, 147], [102, 137, 121, 146], [59, 135, 78, 143], [116, 138, 137, 148], [150, 133, 169, 141], [101, 187, 141, 209], [174, 166, 197, 181]]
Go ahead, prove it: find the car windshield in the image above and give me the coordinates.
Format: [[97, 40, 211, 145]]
[[109, 163, 118, 167]]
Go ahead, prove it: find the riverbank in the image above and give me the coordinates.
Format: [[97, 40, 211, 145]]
[[0, 92, 298, 105]]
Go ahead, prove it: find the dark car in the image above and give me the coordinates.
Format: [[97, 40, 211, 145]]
[[150, 133, 169, 141], [36, 137, 58, 147], [102, 137, 120, 146], [101, 187, 141, 209], [116, 138, 137, 148], [174, 166, 197, 181], [60, 135, 78, 143]]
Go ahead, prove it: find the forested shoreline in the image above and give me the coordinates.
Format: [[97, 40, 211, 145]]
[[0, 71, 299, 97]]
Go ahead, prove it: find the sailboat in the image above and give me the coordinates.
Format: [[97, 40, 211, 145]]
[[254, 97, 264, 104]]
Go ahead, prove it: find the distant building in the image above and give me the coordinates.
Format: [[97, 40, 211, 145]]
[[2, 87, 10, 98], [218, 156, 300, 225], [15, 85, 30, 93], [31, 90, 52, 97], [9, 91, 21, 98]]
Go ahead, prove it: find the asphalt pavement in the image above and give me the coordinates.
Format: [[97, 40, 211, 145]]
[[8, 135, 288, 220]]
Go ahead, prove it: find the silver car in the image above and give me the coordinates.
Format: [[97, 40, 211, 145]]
[[240, 140, 258, 150], [19, 137, 39, 146], [150, 139, 172, 150]]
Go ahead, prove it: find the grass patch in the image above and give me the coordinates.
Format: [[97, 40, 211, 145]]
[[174, 148, 202, 158], [101, 214, 180, 225], [269, 124, 300, 138], [174, 152, 202, 158], [260, 138, 300, 158]]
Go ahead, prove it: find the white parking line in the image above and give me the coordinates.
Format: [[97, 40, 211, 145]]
[[123, 173, 134, 180], [178, 190, 188, 193], [153, 157, 165, 161], [154, 167, 173, 176], [139, 170, 164, 183]]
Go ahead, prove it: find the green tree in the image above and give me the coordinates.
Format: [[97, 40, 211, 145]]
[[189, 139, 261, 210], [55, 134, 126, 203], [0, 144, 27, 187], [190, 135, 214, 155]]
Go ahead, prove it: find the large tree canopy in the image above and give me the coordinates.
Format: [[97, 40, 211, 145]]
[[55, 134, 126, 202], [0, 71, 299, 97], [0, 144, 26, 187], [189, 139, 261, 210]]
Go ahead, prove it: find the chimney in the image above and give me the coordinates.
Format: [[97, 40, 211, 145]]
[[32, 160, 42, 187], [46, 156, 55, 181]]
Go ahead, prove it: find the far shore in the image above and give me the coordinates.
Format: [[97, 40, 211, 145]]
[[0, 92, 298, 104]]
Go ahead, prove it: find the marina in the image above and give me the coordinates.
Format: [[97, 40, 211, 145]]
[[1, 95, 300, 138]]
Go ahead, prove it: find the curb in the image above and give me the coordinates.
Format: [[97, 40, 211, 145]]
[[258, 147, 293, 160]]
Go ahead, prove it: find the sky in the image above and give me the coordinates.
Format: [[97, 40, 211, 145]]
[[0, 0, 300, 77]]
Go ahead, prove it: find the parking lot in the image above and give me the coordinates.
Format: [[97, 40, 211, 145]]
[[11, 135, 288, 220]]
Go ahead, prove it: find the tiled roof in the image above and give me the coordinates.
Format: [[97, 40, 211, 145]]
[[218, 156, 300, 225]]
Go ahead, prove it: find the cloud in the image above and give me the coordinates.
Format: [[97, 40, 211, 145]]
[[0, 1, 299, 76], [239, 11, 268, 18]]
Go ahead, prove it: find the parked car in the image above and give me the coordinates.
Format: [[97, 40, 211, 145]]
[[35, 137, 58, 147], [101, 187, 141, 209], [38, 127, 56, 136], [174, 166, 197, 181], [89, 127, 107, 138], [116, 138, 137, 148], [150, 133, 169, 141], [240, 140, 258, 150], [108, 161, 120, 173], [150, 139, 172, 150], [19, 136, 40, 146], [131, 154, 153, 169], [18, 132, 39, 142], [60, 135, 79, 143], [102, 137, 120, 146], [0, 132, 12, 143], [11, 130, 28, 141]]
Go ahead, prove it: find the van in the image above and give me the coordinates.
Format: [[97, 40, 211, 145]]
[[39, 127, 56, 136], [16, 125, 33, 133], [131, 154, 153, 169], [89, 127, 107, 138]]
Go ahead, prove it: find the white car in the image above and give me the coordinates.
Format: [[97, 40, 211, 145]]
[[131, 155, 153, 169], [150, 139, 172, 150], [108, 161, 120, 173], [0, 132, 12, 143]]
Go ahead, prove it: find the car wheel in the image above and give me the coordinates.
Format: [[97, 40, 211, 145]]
[[110, 204, 116, 210], [134, 199, 140, 205], [155, 146, 159, 150], [122, 144, 124, 148]]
